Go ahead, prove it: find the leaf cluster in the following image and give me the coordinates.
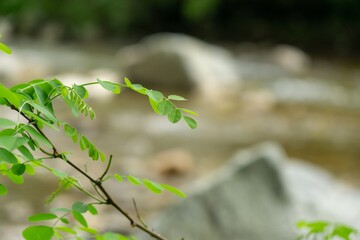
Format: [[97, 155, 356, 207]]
[[297, 221, 359, 240], [0, 74, 196, 240]]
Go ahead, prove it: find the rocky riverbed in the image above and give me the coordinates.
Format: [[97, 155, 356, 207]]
[[0, 34, 359, 239]]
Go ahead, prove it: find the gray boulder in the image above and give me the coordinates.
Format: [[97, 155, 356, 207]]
[[137, 143, 297, 240], [118, 33, 241, 101]]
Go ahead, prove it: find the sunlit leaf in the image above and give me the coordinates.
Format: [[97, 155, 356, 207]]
[[7, 172, 24, 184], [55, 226, 76, 234], [28, 213, 58, 222], [168, 95, 187, 101], [161, 184, 186, 198], [22, 226, 54, 240], [114, 173, 123, 182], [79, 227, 97, 234], [88, 204, 98, 215], [127, 176, 142, 185], [0, 83, 20, 108], [124, 78, 132, 87], [0, 42, 12, 54], [143, 180, 163, 194], [0, 184, 7, 196], [179, 108, 198, 116], [72, 211, 88, 227]]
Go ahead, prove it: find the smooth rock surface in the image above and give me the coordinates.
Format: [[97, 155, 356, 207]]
[[138, 143, 297, 240], [118, 33, 241, 100]]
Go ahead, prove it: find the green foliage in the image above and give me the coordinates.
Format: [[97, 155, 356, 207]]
[[0, 50, 197, 240], [297, 221, 359, 240], [0, 36, 11, 54]]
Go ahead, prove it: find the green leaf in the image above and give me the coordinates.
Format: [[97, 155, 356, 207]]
[[147, 90, 164, 103], [0, 147, 18, 164], [28, 213, 58, 222], [59, 218, 70, 224], [114, 173, 123, 182], [143, 180, 163, 194], [55, 226, 76, 234], [24, 125, 53, 149], [25, 164, 35, 175], [33, 85, 48, 106], [64, 124, 77, 137], [167, 109, 182, 123], [149, 98, 160, 114], [73, 84, 88, 99], [184, 116, 197, 129], [72, 201, 88, 213], [23, 110, 58, 130], [0, 183, 8, 196], [0, 83, 20, 108], [161, 184, 186, 198], [0, 118, 17, 128], [79, 227, 97, 234], [18, 145, 35, 160], [52, 169, 68, 178], [79, 136, 90, 151], [52, 208, 71, 213], [124, 78, 132, 87], [7, 172, 24, 184], [23, 226, 54, 240], [11, 163, 26, 176], [88, 204, 98, 215], [157, 100, 174, 115], [72, 211, 88, 227], [97, 79, 121, 94], [179, 108, 199, 116], [102, 232, 129, 240], [28, 102, 57, 123], [0, 135, 29, 151], [0, 42, 12, 54], [168, 95, 187, 101], [127, 176, 142, 185], [131, 84, 147, 95]]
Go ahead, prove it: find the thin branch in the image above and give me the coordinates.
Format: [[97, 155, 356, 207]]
[[133, 198, 148, 228], [12, 106, 168, 240], [99, 154, 113, 181]]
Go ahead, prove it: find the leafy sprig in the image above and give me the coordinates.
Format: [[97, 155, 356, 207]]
[[0, 76, 197, 240]]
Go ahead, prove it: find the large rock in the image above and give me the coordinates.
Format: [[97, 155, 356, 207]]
[[137, 143, 297, 240], [137, 142, 360, 240], [118, 33, 241, 101]]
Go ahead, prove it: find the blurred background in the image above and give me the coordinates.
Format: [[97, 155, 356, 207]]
[[0, 1, 360, 239]]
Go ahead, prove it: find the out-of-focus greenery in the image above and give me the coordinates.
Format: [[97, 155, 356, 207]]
[[1, 0, 360, 54]]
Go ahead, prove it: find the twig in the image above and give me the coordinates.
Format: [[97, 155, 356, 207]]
[[13, 106, 168, 240], [98, 154, 113, 181], [132, 198, 148, 228]]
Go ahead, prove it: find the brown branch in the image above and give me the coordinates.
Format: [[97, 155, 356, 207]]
[[13, 106, 168, 240]]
